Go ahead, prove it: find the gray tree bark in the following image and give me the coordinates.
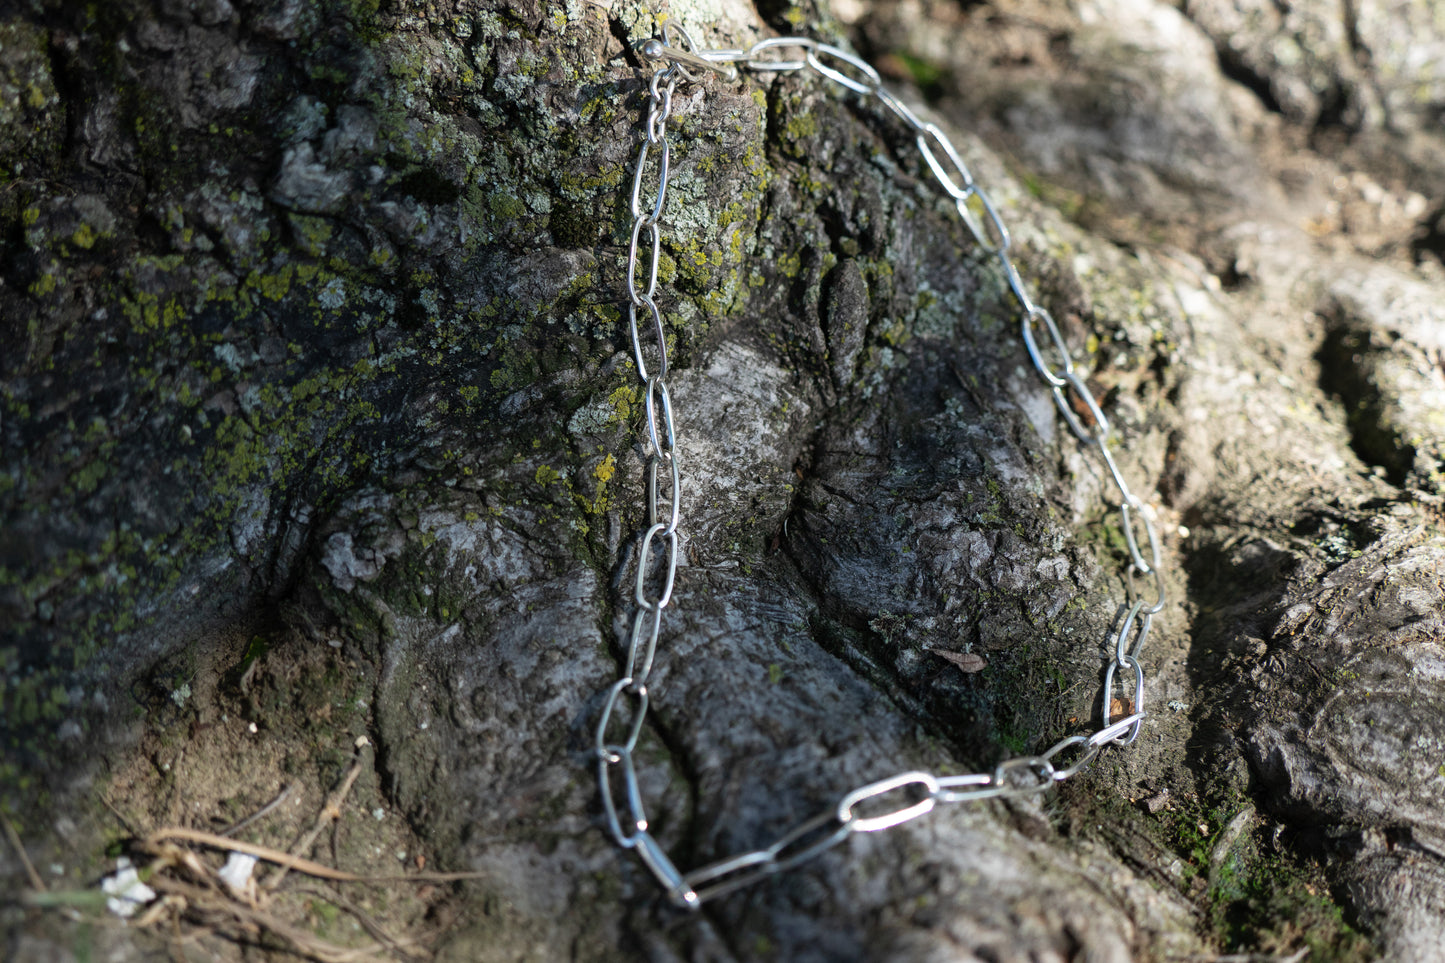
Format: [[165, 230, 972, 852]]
[[3, 1, 1444, 961]]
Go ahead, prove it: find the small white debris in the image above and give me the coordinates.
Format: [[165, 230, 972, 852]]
[[217, 852, 259, 898], [1168, 700, 1188, 712], [101, 857, 156, 918], [1177, 525, 1190, 538], [248, 722, 258, 734], [372, 808, 385, 821], [170, 683, 191, 707]]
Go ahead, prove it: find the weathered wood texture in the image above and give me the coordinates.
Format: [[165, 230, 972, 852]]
[[2, 0, 1444, 960]]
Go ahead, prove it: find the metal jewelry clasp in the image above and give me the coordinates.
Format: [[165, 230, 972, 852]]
[[641, 38, 739, 79], [639, 22, 741, 81]]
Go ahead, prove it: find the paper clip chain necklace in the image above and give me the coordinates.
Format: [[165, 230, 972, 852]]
[[594, 22, 1167, 909]]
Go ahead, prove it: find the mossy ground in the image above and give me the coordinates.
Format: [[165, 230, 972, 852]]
[[1059, 755, 1374, 961]]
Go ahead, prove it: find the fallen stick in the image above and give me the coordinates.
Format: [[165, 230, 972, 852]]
[[220, 782, 294, 837], [295, 884, 433, 960], [139, 827, 484, 884], [147, 874, 393, 963], [2, 816, 45, 892], [266, 739, 373, 890]]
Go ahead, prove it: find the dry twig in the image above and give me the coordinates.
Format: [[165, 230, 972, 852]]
[[138, 827, 483, 884], [266, 738, 371, 890], [98, 793, 145, 837], [3, 815, 45, 892], [147, 874, 400, 963], [296, 885, 434, 960], [220, 782, 294, 837]]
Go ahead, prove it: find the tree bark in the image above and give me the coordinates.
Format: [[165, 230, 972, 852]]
[[3, 1, 1444, 960]]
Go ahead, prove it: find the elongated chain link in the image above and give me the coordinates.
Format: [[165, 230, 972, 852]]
[[596, 26, 1169, 909]]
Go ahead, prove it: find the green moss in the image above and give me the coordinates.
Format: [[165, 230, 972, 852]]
[[1074, 503, 1131, 562], [1078, 781, 1372, 963], [784, 111, 817, 141], [289, 214, 334, 257], [0, 20, 62, 170], [1209, 838, 1373, 958], [71, 458, 108, 495], [246, 264, 295, 302], [27, 271, 56, 296], [607, 384, 637, 423], [556, 165, 626, 202], [896, 52, 948, 95], [777, 251, 802, 279]]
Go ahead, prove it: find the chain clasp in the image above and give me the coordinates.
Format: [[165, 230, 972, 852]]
[[640, 22, 740, 81]]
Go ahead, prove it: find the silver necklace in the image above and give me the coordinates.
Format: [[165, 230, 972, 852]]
[[594, 22, 1165, 909]]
